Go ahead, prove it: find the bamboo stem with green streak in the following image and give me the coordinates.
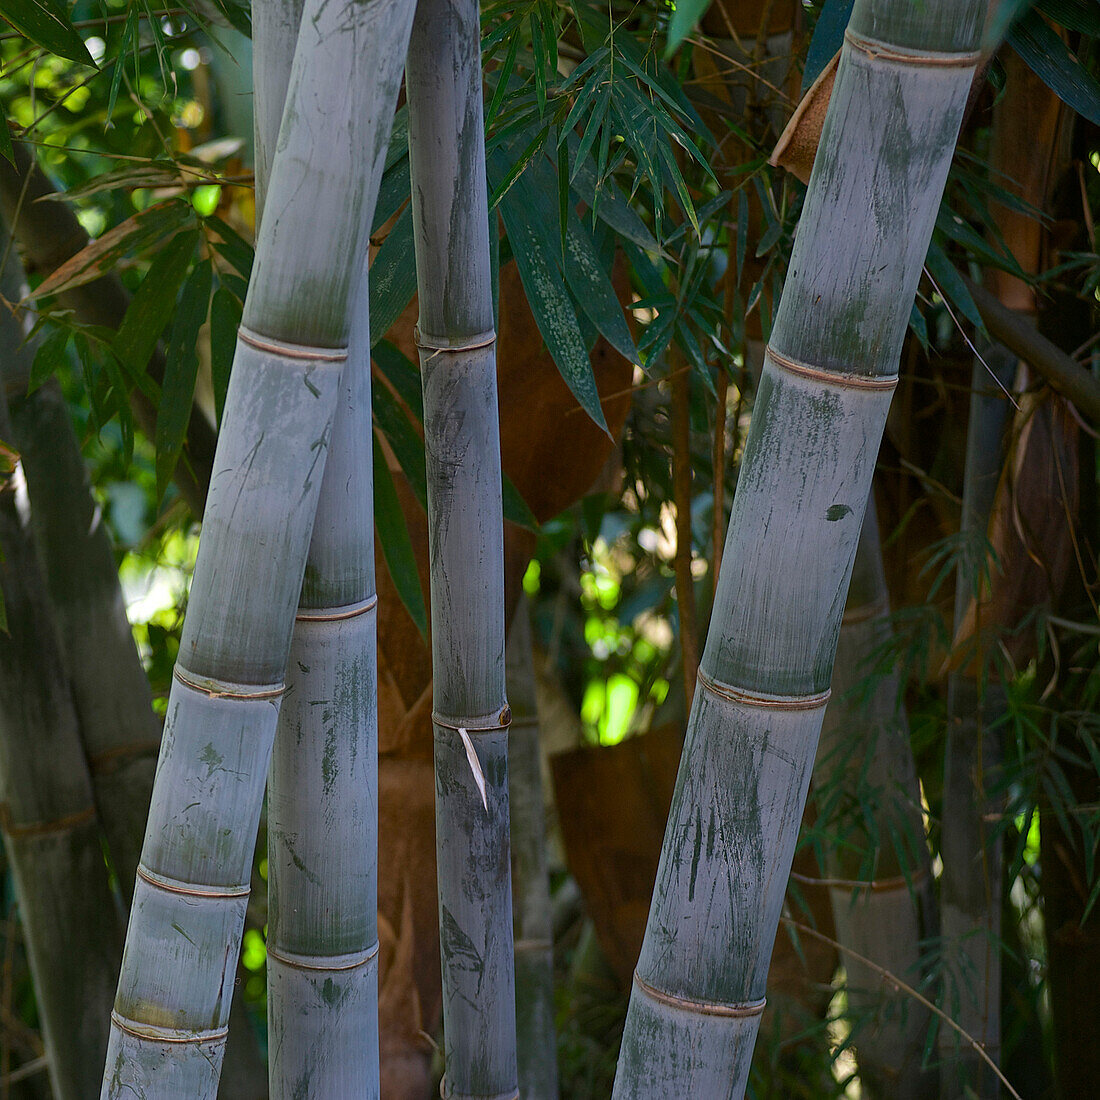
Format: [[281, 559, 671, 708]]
[[255, 0, 416, 1093], [939, 349, 1016, 1099], [506, 600, 559, 1100], [405, 1, 518, 1094], [102, 2, 402, 1093], [0, 246, 122, 1100], [612, 3, 983, 1095], [814, 495, 934, 1100]]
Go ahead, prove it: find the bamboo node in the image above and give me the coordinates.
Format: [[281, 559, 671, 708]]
[[439, 1080, 519, 1100], [433, 707, 512, 732], [136, 864, 250, 899], [296, 594, 378, 622], [766, 346, 898, 391], [173, 667, 285, 701], [633, 972, 767, 1019], [0, 803, 96, 838], [237, 325, 347, 362], [414, 326, 497, 353], [514, 937, 553, 954], [267, 940, 379, 972], [90, 739, 161, 774], [697, 668, 831, 711], [111, 1012, 228, 1046], [843, 29, 981, 68]]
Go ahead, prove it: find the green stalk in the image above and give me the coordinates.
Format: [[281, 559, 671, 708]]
[[612, 3, 984, 1095], [0, 246, 122, 1100], [102, 2, 403, 1093], [405, 2, 518, 1094], [506, 601, 559, 1100], [939, 350, 1016, 1099], [815, 496, 934, 1100], [256, 1, 416, 1093]]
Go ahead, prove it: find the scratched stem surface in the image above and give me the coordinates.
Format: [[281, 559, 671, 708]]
[[612, 2, 984, 1097], [102, 1, 402, 1095], [406, 0, 518, 1095], [260, 0, 416, 1094]]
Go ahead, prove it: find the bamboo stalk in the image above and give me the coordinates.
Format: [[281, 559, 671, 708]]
[[405, 2, 518, 1094], [939, 349, 1016, 1099], [0, 249, 122, 1100], [258, 0, 415, 1093], [101, 2, 406, 1093], [815, 496, 934, 1100], [612, 3, 984, 1095], [506, 601, 559, 1100]]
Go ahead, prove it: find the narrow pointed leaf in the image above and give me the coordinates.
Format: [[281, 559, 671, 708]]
[[208, 284, 239, 429], [1009, 9, 1100, 125], [803, 0, 854, 91], [3, 0, 95, 65], [156, 259, 212, 504], [374, 436, 428, 639], [369, 205, 418, 346]]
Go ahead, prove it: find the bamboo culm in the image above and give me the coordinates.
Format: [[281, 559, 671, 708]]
[[939, 349, 1016, 1099], [506, 601, 559, 1100], [814, 495, 935, 1100], [102, 2, 407, 1094], [0, 240, 123, 1100], [612, 2, 984, 1096], [258, 0, 417, 1093], [405, 0, 518, 1094]]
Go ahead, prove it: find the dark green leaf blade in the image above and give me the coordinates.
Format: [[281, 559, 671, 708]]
[[156, 259, 212, 504], [374, 436, 428, 640], [3, 0, 95, 65], [209, 285, 241, 428], [369, 206, 417, 347], [1009, 9, 1100, 125]]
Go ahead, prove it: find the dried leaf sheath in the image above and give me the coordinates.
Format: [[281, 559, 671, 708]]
[[612, 3, 984, 1096], [405, 0, 518, 1094], [102, 1, 405, 1094]]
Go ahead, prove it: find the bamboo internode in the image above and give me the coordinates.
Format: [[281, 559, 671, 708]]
[[613, 2, 984, 1096]]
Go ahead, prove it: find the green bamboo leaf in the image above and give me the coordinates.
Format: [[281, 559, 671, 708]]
[[502, 474, 538, 531], [28, 326, 69, 394], [1036, 0, 1099, 35], [373, 436, 428, 640], [114, 229, 199, 379], [485, 27, 520, 129], [205, 215, 254, 279], [369, 206, 417, 347], [372, 338, 423, 420], [802, 0, 854, 92], [665, 0, 711, 57], [373, 384, 427, 510], [1009, 9, 1100, 125], [494, 155, 607, 432], [372, 157, 411, 233], [156, 260, 212, 504], [3, 0, 95, 65], [924, 241, 989, 340], [908, 302, 929, 352], [0, 118, 13, 167], [736, 189, 749, 279], [209, 284, 240, 428]]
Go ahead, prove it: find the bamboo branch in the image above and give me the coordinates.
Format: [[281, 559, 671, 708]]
[[960, 272, 1100, 421]]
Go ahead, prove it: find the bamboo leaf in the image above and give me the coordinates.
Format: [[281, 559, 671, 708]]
[[156, 259, 212, 504], [205, 215, 254, 279], [32, 200, 194, 300], [369, 206, 417, 347], [373, 436, 428, 640], [736, 190, 749, 279], [924, 241, 989, 340], [28, 325, 69, 394], [494, 157, 608, 433], [1009, 9, 1100, 125], [3, 0, 95, 66], [373, 384, 427, 510], [372, 157, 411, 234], [372, 339, 423, 420], [209, 285, 240, 428], [803, 0, 854, 92], [114, 229, 198, 378], [666, 0, 711, 57], [0, 119, 12, 167], [1035, 0, 1100, 35], [502, 474, 538, 531]]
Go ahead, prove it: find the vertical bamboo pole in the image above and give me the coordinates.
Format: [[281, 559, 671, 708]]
[[939, 350, 1016, 1099], [405, 1, 518, 1094], [0, 232, 123, 1100], [815, 496, 934, 1100], [102, 2, 404, 1094], [257, 0, 417, 1093], [612, 3, 984, 1095], [507, 601, 559, 1100]]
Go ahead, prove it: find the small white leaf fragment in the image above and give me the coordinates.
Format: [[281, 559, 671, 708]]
[[458, 727, 488, 812]]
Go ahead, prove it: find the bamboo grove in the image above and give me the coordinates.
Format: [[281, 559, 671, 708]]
[[0, 0, 1097, 1098]]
